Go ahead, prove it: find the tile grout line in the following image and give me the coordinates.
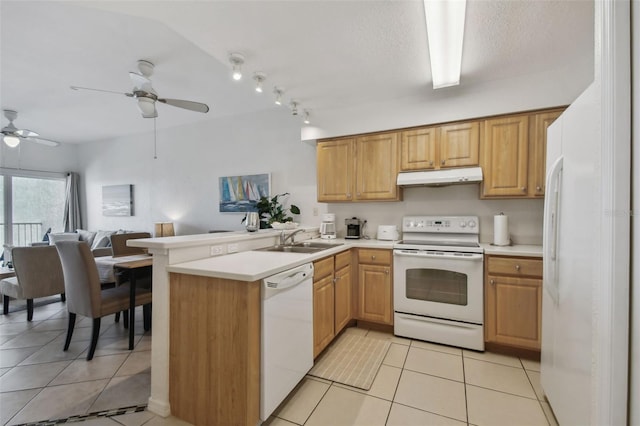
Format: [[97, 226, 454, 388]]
[[462, 349, 470, 425], [520, 359, 552, 426]]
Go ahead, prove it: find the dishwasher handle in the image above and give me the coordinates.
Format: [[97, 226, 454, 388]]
[[265, 271, 309, 290]]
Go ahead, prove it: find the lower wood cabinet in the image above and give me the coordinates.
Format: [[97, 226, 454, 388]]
[[485, 255, 543, 351], [313, 251, 352, 357], [356, 248, 393, 325]]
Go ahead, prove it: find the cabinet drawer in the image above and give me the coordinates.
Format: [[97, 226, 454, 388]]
[[487, 256, 542, 278], [335, 250, 351, 270], [313, 256, 334, 280], [357, 249, 392, 265]]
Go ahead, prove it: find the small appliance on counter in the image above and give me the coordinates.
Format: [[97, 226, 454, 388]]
[[345, 217, 362, 239], [377, 225, 399, 241], [320, 213, 337, 239]]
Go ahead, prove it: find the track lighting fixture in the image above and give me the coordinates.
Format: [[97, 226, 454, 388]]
[[229, 52, 245, 81], [253, 72, 266, 93], [303, 110, 310, 124], [273, 87, 284, 105], [290, 101, 299, 116]]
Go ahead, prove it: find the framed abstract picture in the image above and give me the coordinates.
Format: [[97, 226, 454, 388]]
[[102, 184, 134, 216], [219, 173, 270, 212]]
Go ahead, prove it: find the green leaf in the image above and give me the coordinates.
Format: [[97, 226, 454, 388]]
[[290, 205, 300, 215]]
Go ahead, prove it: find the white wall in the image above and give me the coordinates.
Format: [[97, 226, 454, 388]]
[[78, 108, 318, 235], [326, 185, 543, 244]]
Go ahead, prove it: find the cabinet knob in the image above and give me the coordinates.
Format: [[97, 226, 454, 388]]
[[385, 269, 389, 275], [357, 192, 361, 196], [371, 255, 376, 260], [515, 264, 521, 271], [429, 160, 434, 166], [346, 193, 351, 198], [521, 187, 526, 192], [441, 160, 446, 165], [490, 279, 495, 285], [334, 277, 339, 283], [536, 185, 542, 191]]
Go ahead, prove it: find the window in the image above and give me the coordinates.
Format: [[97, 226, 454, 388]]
[[1, 169, 66, 247]]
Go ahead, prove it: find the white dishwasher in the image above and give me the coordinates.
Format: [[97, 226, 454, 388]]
[[261, 262, 314, 422]]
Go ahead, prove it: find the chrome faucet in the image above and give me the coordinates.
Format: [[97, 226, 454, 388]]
[[280, 229, 305, 246]]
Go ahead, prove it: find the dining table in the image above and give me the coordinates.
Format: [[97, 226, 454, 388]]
[[0, 266, 16, 280], [94, 255, 153, 349]]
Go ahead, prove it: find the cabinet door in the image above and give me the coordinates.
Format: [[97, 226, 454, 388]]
[[439, 121, 480, 168], [317, 138, 355, 202], [355, 133, 400, 201], [358, 264, 392, 325], [313, 275, 335, 357], [481, 115, 529, 198], [485, 275, 542, 350], [334, 265, 352, 334], [400, 127, 437, 171], [529, 110, 563, 197]]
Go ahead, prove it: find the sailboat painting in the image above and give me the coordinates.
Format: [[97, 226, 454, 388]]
[[219, 173, 270, 212]]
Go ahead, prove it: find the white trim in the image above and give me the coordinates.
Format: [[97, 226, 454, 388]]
[[0, 167, 66, 180], [594, 0, 631, 425]]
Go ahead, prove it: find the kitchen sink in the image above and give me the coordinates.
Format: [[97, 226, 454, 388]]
[[293, 241, 344, 249], [258, 245, 325, 254], [257, 241, 343, 254]]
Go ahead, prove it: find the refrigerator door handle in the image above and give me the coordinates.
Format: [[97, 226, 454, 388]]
[[543, 156, 563, 305]]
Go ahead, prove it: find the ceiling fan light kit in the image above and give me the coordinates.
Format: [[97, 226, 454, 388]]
[[1, 109, 59, 148]]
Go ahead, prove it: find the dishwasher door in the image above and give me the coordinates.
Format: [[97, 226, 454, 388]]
[[261, 262, 314, 421]]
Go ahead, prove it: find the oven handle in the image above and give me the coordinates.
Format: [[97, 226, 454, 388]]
[[393, 250, 483, 261]]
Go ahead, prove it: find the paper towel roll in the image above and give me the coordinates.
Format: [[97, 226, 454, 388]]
[[494, 214, 510, 246]]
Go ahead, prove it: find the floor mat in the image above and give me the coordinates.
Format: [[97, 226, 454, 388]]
[[309, 332, 391, 390]]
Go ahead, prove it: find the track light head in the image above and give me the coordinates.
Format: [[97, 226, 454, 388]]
[[229, 52, 245, 81], [273, 87, 284, 105], [253, 72, 266, 93], [303, 110, 311, 124], [290, 101, 299, 116]]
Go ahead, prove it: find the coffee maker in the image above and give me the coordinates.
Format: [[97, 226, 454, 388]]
[[320, 213, 336, 239], [345, 217, 362, 239]]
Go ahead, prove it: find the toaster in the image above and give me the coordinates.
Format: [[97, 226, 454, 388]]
[[377, 225, 399, 241]]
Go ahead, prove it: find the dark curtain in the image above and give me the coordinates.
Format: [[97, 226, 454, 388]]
[[63, 172, 82, 232]]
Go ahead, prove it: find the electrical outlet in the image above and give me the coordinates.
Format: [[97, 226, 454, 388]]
[[227, 243, 239, 253], [210, 245, 223, 256], [313, 207, 319, 216]]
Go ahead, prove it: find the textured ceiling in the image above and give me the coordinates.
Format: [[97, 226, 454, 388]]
[[0, 0, 593, 145]]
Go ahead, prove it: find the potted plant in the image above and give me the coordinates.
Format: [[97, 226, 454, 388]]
[[256, 193, 301, 228]]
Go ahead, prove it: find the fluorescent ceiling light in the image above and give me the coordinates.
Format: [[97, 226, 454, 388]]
[[423, 0, 467, 89]]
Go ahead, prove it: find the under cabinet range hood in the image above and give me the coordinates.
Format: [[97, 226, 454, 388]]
[[396, 167, 483, 187]]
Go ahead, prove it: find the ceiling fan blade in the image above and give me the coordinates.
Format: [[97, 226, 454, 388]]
[[158, 98, 210, 114], [70, 86, 133, 97], [25, 137, 60, 147], [15, 129, 39, 138]]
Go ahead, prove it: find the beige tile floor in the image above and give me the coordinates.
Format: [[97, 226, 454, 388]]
[[1, 300, 559, 426]]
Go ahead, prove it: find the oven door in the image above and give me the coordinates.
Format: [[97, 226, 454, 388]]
[[393, 249, 484, 324]]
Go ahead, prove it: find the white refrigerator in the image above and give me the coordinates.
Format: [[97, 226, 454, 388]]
[[541, 75, 630, 424]]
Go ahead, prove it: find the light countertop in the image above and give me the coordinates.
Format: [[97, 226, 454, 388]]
[[480, 243, 542, 257], [166, 237, 396, 282]]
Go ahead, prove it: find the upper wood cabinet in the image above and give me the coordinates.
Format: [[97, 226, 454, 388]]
[[317, 133, 401, 202], [400, 121, 479, 171], [529, 109, 564, 197], [480, 115, 530, 198], [481, 108, 565, 199], [317, 138, 355, 202]]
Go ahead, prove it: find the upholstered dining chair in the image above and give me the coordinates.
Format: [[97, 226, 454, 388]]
[[110, 232, 151, 257], [55, 241, 152, 360], [0, 245, 66, 321]]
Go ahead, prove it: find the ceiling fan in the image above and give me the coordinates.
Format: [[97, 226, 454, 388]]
[[1, 110, 60, 148], [70, 60, 210, 118]]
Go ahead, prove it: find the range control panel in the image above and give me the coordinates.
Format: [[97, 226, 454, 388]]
[[402, 216, 479, 234]]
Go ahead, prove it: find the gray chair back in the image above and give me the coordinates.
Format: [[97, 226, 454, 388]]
[[11, 246, 65, 299], [55, 241, 102, 317]]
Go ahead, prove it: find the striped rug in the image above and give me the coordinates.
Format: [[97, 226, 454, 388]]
[[309, 333, 391, 390]]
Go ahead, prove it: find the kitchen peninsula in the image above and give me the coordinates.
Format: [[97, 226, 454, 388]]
[[128, 230, 393, 425]]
